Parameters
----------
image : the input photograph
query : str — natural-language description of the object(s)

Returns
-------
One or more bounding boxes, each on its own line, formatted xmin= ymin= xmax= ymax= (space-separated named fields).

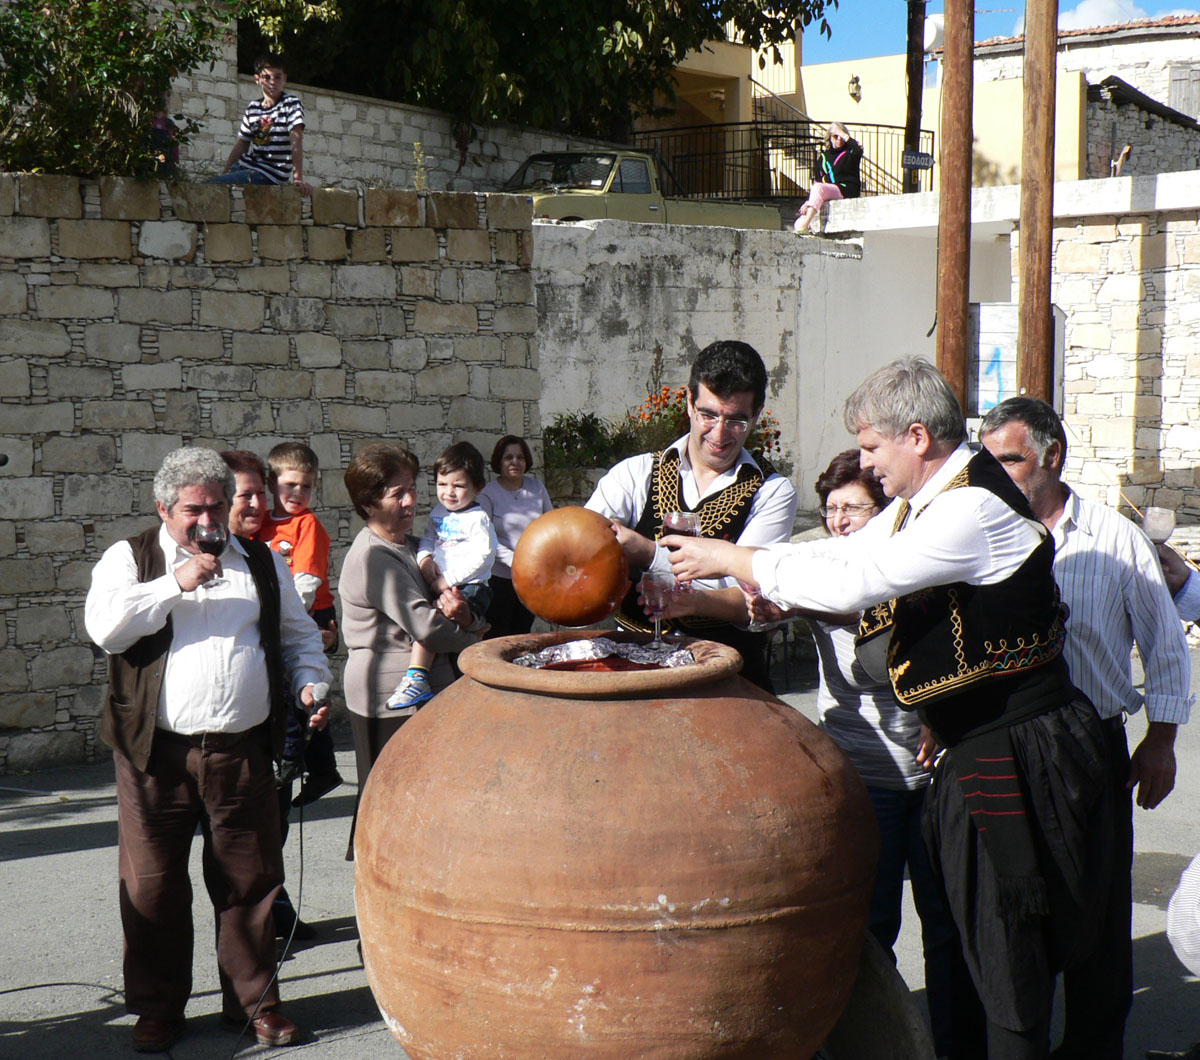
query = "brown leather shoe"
xmin=223 ymin=1009 xmax=301 ymax=1046
xmin=132 ymin=1015 xmax=186 ymax=1052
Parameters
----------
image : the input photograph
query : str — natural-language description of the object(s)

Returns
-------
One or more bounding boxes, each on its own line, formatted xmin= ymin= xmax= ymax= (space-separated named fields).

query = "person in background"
xmin=747 ymin=449 xmax=958 ymax=1057
xmin=339 ymin=444 xmax=483 ymax=858
xmin=258 ymin=442 xmax=343 ymax=809
xmin=793 ymin=121 xmax=862 ymax=234
xmin=210 ymin=52 xmax=312 ymax=196
xmin=479 ymin=434 xmax=554 ymax=638
xmin=85 ymin=447 xmax=330 ymax=1052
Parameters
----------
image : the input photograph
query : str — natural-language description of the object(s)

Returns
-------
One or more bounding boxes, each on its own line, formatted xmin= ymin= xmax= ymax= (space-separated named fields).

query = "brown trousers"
xmin=114 ymin=730 xmax=284 ymax=1020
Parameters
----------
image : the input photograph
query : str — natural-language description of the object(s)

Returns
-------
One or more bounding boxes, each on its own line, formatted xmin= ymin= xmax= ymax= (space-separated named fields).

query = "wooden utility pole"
xmin=1017 ymin=0 xmax=1059 ymax=401
xmin=904 ymin=0 xmax=927 ymax=194
xmin=935 ymin=0 xmax=973 ymax=408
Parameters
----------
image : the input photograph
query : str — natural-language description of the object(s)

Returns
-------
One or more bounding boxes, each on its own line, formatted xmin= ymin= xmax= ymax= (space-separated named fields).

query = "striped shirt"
xmin=1168 ymin=850 xmax=1200 ymax=977
xmin=810 ymin=619 xmax=928 ymax=790
xmin=1051 ymin=488 xmax=1191 ymax=724
xmin=236 ymin=92 xmax=305 ymax=182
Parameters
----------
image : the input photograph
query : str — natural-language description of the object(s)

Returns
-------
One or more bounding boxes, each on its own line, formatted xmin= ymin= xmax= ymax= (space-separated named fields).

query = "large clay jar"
xmin=355 ymin=631 xmax=878 ymax=1059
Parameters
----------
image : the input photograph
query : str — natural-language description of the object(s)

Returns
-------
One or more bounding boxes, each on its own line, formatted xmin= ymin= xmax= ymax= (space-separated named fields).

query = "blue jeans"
xmin=867 ymin=784 xmax=957 ymax=1058
xmin=208 ymin=164 xmax=278 ymax=186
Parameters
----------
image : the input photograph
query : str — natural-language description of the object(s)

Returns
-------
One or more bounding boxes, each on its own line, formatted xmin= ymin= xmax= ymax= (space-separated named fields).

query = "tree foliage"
xmin=0 ymin=0 xmax=232 ymax=178
xmin=240 ymin=0 xmax=836 ymax=141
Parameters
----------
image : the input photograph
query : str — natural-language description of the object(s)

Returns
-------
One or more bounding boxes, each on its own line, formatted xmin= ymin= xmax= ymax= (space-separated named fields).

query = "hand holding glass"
xmin=1143 ymin=506 xmax=1175 ymax=544
xmin=190 ymin=522 xmax=228 ymax=589
xmin=641 ymin=570 xmax=676 ymax=649
xmin=663 ymin=512 xmax=701 ymax=590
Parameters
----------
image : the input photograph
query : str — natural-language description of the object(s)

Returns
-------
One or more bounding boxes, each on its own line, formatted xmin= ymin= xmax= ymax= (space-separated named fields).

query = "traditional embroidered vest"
xmin=856 ymin=448 xmax=1067 ymax=709
xmin=615 ymin=447 xmax=767 ymax=635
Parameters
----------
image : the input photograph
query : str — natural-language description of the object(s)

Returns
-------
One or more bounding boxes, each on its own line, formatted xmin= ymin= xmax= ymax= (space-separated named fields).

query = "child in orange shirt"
xmin=259 ymin=441 xmax=341 ymax=804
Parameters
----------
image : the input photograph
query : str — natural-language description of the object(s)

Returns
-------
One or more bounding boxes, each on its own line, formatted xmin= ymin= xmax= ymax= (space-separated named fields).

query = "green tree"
xmin=240 ymin=0 xmax=835 ymax=141
xmin=0 ymin=0 xmax=232 ymax=178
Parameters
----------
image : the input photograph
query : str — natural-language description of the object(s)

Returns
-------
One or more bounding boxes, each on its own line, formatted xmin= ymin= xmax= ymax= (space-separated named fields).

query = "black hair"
xmin=434 ymin=441 xmax=486 ymax=491
xmin=688 ymin=340 xmax=768 ymax=415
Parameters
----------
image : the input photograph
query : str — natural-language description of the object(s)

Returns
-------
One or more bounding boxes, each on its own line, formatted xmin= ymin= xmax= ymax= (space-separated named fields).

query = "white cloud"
xmin=1013 ymin=0 xmax=1200 ymax=34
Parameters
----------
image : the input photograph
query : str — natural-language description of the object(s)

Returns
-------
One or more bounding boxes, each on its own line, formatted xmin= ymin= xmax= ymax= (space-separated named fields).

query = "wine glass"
xmin=663 ymin=511 xmax=700 ymax=591
xmin=1143 ymin=506 xmax=1176 ymax=544
xmin=191 ymin=521 xmax=229 ymax=590
xmin=641 ymin=570 xmax=676 ymax=649
xmin=737 ymin=579 xmax=770 ymax=633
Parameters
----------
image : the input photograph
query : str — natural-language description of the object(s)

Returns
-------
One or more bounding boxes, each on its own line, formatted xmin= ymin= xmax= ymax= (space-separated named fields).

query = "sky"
xmin=801 ymin=0 xmax=1200 ymax=63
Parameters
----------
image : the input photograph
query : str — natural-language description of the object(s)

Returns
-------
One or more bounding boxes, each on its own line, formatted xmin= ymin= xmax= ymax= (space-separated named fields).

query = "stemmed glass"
xmin=191 ymin=522 xmax=229 ymax=590
xmin=1143 ymin=506 xmax=1176 ymax=544
xmin=641 ymin=570 xmax=676 ymax=649
xmin=663 ymin=511 xmax=700 ymax=591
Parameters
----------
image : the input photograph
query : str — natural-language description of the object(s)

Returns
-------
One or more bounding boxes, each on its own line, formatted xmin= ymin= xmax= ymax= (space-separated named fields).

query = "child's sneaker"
xmin=386 ymin=672 xmax=433 ymax=714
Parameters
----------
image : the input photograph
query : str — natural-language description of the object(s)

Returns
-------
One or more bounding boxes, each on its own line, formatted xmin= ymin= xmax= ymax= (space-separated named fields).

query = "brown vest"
xmin=99 ymin=525 xmax=286 ymax=771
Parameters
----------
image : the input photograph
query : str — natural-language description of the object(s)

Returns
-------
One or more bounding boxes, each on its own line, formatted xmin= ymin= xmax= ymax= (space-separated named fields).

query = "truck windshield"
xmin=503 ymin=154 xmax=615 ymax=191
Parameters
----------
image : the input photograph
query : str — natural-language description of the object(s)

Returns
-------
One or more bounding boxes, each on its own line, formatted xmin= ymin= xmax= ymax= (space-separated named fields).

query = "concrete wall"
xmin=0 ymin=173 xmax=536 ymax=773
xmin=176 ymin=45 xmax=616 ymax=192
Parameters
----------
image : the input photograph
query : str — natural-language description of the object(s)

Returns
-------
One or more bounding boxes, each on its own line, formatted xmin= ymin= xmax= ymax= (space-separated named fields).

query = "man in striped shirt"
xmin=211 ymin=53 xmax=312 ymax=196
xmin=982 ymin=396 xmax=1192 ymax=1060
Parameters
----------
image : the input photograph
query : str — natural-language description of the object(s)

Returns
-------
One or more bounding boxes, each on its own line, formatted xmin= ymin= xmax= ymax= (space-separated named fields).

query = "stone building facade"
xmin=1085 ymin=77 xmax=1200 ymax=179
xmin=0 ymin=174 xmax=536 ymax=773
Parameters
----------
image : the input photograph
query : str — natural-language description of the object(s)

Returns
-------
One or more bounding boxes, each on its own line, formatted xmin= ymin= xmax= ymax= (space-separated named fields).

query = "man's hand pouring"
xmin=660 ymin=533 xmax=759 ymax=587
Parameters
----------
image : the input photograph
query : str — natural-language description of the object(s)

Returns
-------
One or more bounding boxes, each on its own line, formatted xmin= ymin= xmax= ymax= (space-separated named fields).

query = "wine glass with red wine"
xmin=191 ymin=522 xmax=228 ymax=590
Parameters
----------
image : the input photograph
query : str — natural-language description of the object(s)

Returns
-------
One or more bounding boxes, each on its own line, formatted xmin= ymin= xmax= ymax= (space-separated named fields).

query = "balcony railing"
xmin=632 ymin=116 xmax=935 ymax=201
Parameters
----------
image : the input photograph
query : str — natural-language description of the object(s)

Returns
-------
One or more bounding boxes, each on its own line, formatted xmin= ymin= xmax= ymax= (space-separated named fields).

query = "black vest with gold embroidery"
xmin=615 ymin=447 xmax=767 ymax=635
xmin=856 ymin=448 xmax=1067 ymax=711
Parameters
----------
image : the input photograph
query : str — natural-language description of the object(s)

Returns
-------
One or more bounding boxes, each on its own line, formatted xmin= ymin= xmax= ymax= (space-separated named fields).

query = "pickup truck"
xmin=502 ymin=150 xmax=782 ymax=231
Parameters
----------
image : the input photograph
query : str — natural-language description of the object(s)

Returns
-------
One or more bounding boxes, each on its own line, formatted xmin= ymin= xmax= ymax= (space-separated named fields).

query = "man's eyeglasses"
xmin=694 ymin=408 xmax=752 ymax=435
xmin=819 ymin=503 xmax=877 ymax=518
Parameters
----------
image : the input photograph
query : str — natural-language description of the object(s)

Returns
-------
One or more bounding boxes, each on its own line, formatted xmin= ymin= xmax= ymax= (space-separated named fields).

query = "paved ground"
xmin=3 ymin=642 xmax=1200 ymax=1059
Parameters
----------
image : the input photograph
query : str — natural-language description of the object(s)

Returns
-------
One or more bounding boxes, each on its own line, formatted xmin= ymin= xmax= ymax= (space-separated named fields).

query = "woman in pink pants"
xmin=794 ymin=122 xmax=863 ymax=234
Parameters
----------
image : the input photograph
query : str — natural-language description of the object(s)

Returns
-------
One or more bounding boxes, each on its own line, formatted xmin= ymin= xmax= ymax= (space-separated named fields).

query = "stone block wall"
xmin=1043 ymin=206 xmax=1200 ymax=516
xmin=177 ymin=44 xmax=617 ymax=191
xmin=1086 ymin=96 xmax=1200 ymax=178
xmin=0 ymin=173 xmax=536 ymax=773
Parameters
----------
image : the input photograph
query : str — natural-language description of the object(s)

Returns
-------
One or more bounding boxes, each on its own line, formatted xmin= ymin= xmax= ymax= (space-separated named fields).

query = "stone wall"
xmin=1085 ymin=91 xmax=1200 ymax=179
xmin=0 ymin=173 xmax=536 ymax=773
xmin=177 ymin=45 xmax=617 ymax=191
xmin=1046 ymin=203 xmax=1200 ymax=516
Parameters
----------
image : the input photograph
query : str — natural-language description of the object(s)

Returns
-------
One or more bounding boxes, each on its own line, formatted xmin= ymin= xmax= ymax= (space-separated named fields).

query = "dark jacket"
xmin=99 ymin=526 xmax=287 ymax=771
xmin=816 ymin=138 xmax=863 ymax=198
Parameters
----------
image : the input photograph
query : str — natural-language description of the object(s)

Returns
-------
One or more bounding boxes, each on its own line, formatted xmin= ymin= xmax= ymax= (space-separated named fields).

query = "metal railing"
xmin=632 ymin=93 xmax=935 ymax=201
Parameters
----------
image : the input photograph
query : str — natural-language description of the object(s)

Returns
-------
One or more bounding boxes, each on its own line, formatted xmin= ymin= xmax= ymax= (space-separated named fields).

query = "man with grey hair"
xmin=85 ymin=447 xmax=332 ymax=1053
xmin=665 ymin=357 xmax=1115 ymax=1060
xmin=980 ymin=395 xmax=1190 ymax=1060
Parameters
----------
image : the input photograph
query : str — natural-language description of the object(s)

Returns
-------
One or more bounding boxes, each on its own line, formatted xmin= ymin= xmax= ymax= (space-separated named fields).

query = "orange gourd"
xmin=511 ymin=506 xmax=629 ymax=626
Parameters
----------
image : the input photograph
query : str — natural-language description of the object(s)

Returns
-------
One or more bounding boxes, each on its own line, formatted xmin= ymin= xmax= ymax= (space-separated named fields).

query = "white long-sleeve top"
xmin=586 ymin=435 xmax=798 ymax=590
xmin=416 ymin=503 xmax=497 ymax=587
xmin=753 ymin=445 xmax=1046 ymax=613
xmin=85 ymin=523 xmax=330 ymax=735
xmin=1049 ymin=488 xmax=1191 ymax=724
xmin=479 ymin=476 xmax=554 ymax=578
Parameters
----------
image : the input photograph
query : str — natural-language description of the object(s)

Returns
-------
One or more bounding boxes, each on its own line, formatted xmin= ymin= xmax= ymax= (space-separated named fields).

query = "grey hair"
xmin=979 ymin=396 xmax=1067 ymax=466
xmin=842 ymin=356 xmax=966 ymax=443
xmin=153 ymin=447 xmax=235 ymax=511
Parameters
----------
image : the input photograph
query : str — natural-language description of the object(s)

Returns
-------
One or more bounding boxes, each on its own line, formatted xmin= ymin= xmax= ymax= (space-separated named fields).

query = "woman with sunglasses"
xmin=794 ymin=121 xmax=862 ymax=234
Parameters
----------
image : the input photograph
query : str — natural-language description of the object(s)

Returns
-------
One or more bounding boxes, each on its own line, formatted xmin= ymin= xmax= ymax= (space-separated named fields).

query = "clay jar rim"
xmin=457 ymin=629 xmax=744 ymax=699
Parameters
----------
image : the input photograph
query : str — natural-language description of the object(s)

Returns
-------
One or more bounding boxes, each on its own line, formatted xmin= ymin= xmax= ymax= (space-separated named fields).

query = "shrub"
xmin=0 ymin=0 xmax=231 ymax=179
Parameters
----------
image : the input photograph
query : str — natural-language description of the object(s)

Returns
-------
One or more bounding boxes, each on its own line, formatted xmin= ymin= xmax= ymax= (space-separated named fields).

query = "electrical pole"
xmin=935 ymin=0 xmax=973 ymax=408
xmin=904 ymin=0 xmax=927 ymax=194
xmin=1017 ymin=0 xmax=1059 ymax=401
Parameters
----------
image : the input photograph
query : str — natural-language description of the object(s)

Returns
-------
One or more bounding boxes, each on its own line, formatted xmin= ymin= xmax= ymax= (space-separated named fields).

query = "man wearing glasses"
xmin=585 ymin=340 xmax=797 ymax=689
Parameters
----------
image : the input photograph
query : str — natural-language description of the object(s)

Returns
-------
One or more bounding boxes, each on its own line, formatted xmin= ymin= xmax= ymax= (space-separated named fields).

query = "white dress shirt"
xmin=85 ymin=524 xmax=330 ymax=735
xmin=753 ymin=444 xmax=1047 ymax=613
xmin=1050 ymin=488 xmax=1191 ymax=724
xmin=586 ymin=435 xmax=799 ymax=590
